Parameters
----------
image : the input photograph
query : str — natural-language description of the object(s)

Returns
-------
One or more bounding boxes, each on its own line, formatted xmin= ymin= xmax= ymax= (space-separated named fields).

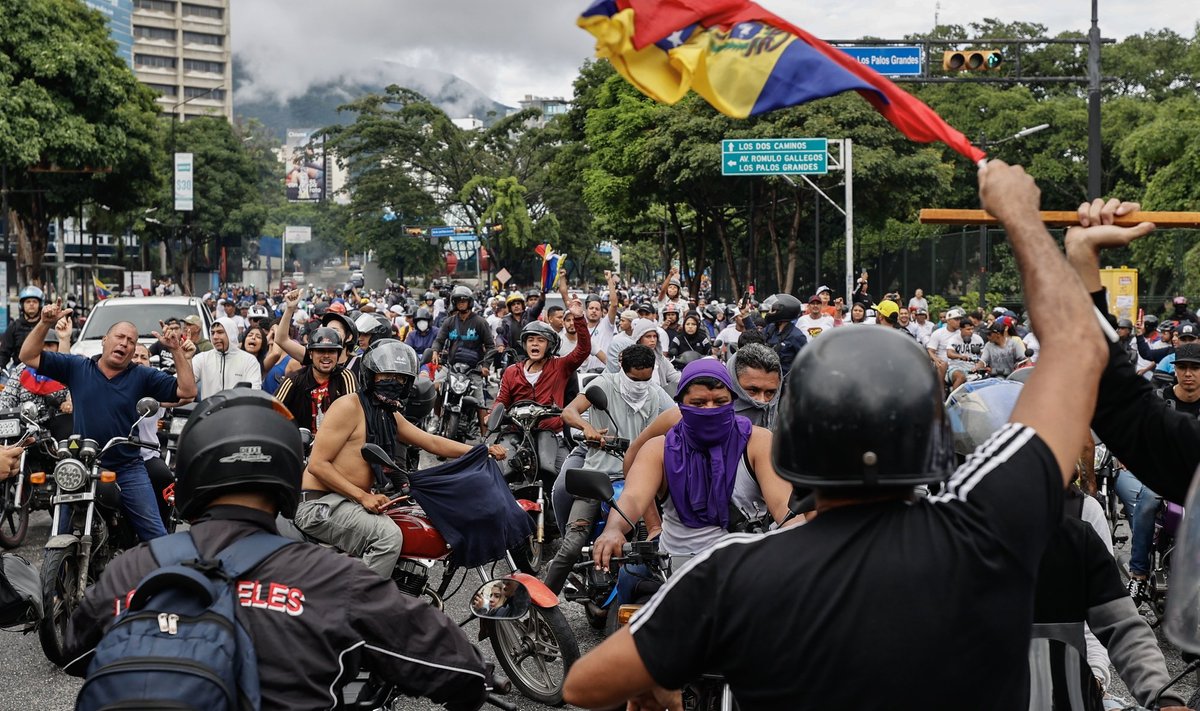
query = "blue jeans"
xmin=109 ymin=459 xmax=169 ymax=542
xmin=1115 ymin=469 xmax=1159 ymax=577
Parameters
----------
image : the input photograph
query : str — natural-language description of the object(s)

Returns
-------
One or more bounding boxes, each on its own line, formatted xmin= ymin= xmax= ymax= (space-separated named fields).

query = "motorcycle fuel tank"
xmin=387 ymin=505 xmax=451 ymax=559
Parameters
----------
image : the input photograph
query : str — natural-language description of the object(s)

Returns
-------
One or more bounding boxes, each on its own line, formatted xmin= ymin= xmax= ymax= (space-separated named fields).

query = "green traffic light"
xmin=987 ymin=52 xmax=1003 ymax=69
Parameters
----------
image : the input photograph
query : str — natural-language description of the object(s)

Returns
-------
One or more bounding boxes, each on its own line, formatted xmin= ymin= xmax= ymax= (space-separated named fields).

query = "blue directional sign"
xmin=429 ymin=226 xmax=455 ymax=238
xmin=721 ymin=138 xmax=828 ymax=176
xmin=838 ymin=46 xmax=922 ymax=77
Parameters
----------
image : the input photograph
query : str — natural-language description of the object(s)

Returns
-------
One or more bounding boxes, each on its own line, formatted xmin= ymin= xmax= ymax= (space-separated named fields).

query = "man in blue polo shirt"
xmin=20 ymin=300 xmax=197 ymax=541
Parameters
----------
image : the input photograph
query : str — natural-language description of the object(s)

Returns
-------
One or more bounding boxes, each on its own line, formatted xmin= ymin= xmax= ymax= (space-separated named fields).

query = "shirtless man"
xmin=293 ymin=339 xmax=505 ymax=579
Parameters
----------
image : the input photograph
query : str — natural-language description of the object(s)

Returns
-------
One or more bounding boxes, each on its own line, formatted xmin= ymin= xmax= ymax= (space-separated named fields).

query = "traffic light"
xmin=942 ymin=50 xmax=1003 ymax=72
xmin=405 ymin=227 xmax=425 ymax=237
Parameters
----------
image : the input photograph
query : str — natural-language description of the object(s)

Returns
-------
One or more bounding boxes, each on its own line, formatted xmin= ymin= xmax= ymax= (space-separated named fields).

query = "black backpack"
xmin=77 ymin=531 xmax=294 ymax=711
xmin=0 ymin=553 xmax=42 ymax=630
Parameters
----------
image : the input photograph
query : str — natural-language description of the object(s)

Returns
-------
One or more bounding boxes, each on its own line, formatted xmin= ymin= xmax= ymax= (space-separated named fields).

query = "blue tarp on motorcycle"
xmin=408 ymin=445 xmax=534 ymax=568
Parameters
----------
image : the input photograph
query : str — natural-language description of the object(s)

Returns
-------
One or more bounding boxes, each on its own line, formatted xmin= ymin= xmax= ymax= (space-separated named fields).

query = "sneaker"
xmin=1127 ymin=577 xmax=1148 ymax=603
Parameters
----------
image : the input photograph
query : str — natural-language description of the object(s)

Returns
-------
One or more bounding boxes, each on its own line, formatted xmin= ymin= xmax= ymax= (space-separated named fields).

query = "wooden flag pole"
xmin=919 ymin=209 xmax=1200 ymax=229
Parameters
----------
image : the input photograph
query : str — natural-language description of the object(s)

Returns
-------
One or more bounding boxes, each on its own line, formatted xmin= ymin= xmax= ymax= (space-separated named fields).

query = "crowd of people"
xmin=3 ymin=161 xmax=1200 ymax=710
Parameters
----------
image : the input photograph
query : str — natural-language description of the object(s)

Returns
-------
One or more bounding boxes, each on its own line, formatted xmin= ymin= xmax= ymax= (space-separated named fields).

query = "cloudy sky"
xmin=231 ymin=1 xmax=1199 ymax=107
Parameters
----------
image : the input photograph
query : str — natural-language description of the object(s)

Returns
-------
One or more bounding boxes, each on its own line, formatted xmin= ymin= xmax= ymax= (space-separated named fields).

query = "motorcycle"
xmin=565 ymin=467 xmax=735 ymax=711
xmin=1141 ymin=499 xmax=1184 ymax=627
xmin=38 ymin=397 xmax=163 ymax=665
xmin=435 ymin=348 xmax=497 ymax=443
xmin=160 ymin=401 xmax=195 ymax=471
xmin=282 ymin=443 xmax=580 ymax=705
xmin=401 ymin=376 xmax=436 ymax=471
xmin=487 ymin=401 xmax=567 ymax=572
xmin=1092 ymin=440 xmax=1126 ymax=543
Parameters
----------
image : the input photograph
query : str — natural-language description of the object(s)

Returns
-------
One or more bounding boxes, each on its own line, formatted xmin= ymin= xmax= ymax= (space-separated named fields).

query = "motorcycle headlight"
xmin=451 ymin=377 xmax=470 ymax=395
xmin=1093 ymin=443 xmax=1109 ymax=470
xmin=0 ymin=417 xmax=20 ymax=439
xmin=54 ymin=459 xmax=89 ymax=493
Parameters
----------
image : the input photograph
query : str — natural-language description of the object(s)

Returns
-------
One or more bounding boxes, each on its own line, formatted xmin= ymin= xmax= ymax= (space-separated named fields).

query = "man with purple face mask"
xmin=591 ymin=360 xmax=795 ymax=571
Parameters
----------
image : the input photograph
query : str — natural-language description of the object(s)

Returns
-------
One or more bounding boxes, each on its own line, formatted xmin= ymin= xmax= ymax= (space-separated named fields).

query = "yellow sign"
xmin=1099 ymin=267 xmax=1138 ymax=323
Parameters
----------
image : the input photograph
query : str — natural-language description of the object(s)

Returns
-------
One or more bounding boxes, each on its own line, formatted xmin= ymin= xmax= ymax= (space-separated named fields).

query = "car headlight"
xmin=451 ymin=377 xmax=470 ymax=395
xmin=54 ymin=459 xmax=89 ymax=493
xmin=0 ymin=417 xmax=21 ymax=439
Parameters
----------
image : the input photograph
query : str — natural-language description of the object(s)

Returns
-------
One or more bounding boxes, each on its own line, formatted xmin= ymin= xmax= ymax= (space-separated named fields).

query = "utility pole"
xmin=1087 ymin=0 xmax=1103 ymax=200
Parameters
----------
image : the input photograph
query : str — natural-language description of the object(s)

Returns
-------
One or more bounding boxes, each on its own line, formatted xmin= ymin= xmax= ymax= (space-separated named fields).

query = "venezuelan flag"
xmin=578 ymin=0 xmax=985 ymax=163
xmin=93 ymin=275 xmax=112 ymax=300
xmin=535 ymin=244 xmax=566 ymax=292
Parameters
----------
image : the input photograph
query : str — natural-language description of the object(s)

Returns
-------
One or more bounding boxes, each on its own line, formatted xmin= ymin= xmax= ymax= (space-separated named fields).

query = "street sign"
xmin=174 ymin=152 xmax=193 ymax=211
xmin=838 ymin=46 xmax=922 ymax=76
xmin=451 ymin=233 xmax=478 ymax=242
xmin=284 ymin=225 xmax=312 ymax=244
xmin=430 ymin=226 xmax=455 ymax=238
xmin=495 ymin=268 xmax=512 ymax=285
xmin=721 ymin=138 xmax=827 ymax=176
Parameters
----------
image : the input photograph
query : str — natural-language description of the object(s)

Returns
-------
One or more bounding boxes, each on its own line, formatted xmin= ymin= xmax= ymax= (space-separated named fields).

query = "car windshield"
xmin=80 ymin=304 xmax=201 ymax=340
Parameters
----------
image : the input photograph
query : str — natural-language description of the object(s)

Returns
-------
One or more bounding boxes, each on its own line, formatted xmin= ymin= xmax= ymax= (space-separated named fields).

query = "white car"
xmin=72 ymin=296 xmax=213 ymax=359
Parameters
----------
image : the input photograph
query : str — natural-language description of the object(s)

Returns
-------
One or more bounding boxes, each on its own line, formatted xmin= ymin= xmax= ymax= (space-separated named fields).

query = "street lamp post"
xmin=976 ymin=124 xmax=1051 ymax=308
xmin=1088 ymin=0 xmax=1103 ymax=200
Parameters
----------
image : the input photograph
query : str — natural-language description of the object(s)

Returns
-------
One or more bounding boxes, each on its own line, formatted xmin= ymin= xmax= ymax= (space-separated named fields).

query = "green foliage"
xmin=925 ymin=294 xmax=950 ymax=319
xmin=0 ymin=0 xmax=162 ymax=283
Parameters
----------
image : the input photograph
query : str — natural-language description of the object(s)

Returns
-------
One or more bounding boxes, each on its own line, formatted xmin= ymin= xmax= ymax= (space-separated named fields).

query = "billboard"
xmin=84 ymin=0 xmax=133 ymax=67
xmin=284 ymin=129 xmax=326 ymax=202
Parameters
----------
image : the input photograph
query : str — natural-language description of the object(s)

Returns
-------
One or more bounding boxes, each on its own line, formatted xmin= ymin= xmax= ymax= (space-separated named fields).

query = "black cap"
xmin=1175 ymin=342 xmax=1200 ymax=365
xmin=1181 ymin=323 xmax=1199 ymax=340
xmin=637 ymin=303 xmax=654 ymax=314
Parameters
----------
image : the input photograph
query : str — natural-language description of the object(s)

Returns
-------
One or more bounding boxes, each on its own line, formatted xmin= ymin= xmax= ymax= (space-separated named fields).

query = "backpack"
xmin=77 ymin=531 xmax=294 ymax=711
xmin=0 ymin=553 xmax=42 ymax=630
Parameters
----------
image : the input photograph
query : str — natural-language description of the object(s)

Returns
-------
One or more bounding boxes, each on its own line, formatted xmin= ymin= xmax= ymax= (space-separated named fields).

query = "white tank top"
xmin=658 ymin=455 xmax=767 ymax=555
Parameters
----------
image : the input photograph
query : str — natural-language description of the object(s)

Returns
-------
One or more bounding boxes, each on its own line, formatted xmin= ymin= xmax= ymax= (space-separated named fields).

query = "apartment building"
xmin=128 ymin=0 xmax=232 ymax=121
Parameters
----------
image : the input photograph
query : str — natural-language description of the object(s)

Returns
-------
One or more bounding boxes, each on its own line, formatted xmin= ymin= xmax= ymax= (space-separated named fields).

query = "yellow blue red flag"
xmin=578 ymin=0 xmax=986 ymax=163
xmin=93 ymin=275 xmax=112 ymax=300
xmin=535 ymin=244 xmax=566 ymax=292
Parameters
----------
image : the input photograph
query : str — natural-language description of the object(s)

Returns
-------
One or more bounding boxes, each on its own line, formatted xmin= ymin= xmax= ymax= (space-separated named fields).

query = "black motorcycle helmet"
xmin=520 ymin=320 xmax=561 ymax=358
xmin=761 ymin=294 xmax=803 ymax=324
xmin=356 ymin=312 xmax=393 ymax=346
xmin=175 ymin=389 xmax=304 ymax=519
xmin=773 ymin=328 xmax=955 ymax=489
xmin=304 ymin=326 xmax=344 ymax=365
xmin=360 ymin=339 xmax=420 ymax=400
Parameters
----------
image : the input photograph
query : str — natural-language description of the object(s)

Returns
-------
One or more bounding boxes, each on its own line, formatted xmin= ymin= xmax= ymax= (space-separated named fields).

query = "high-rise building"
xmin=83 ymin=0 xmax=134 ymax=67
xmin=517 ymin=95 xmax=570 ymax=128
xmin=128 ymin=0 xmax=232 ymax=121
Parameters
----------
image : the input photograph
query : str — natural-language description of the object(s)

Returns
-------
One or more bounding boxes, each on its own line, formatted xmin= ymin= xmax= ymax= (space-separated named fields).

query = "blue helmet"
xmin=17 ymin=286 xmax=44 ymax=304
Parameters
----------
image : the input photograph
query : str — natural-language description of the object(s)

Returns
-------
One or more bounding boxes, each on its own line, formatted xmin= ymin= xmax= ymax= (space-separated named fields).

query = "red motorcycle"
xmin=286 ymin=444 xmax=579 ymax=706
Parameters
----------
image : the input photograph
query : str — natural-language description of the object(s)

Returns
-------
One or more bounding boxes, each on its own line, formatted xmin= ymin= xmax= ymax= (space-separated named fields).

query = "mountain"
xmin=232 ymin=58 xmax=515 ymax=140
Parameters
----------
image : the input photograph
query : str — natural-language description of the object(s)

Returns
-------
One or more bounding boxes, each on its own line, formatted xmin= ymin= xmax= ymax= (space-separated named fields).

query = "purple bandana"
xmin=664 ymin=359 xmax=752 ymax=529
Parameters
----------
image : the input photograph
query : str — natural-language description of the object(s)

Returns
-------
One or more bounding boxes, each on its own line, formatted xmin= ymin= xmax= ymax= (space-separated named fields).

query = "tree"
xmin=0 ymin=0 xmax=163 ymax=285
xmin=152 ymin=118 xmax=268 ymax=290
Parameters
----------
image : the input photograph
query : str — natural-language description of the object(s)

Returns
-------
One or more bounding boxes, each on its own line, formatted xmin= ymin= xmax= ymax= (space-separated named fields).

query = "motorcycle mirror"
xmin=298 ymin=428 xmax=313 ymax=447
xmin=360 ymin=443 xmax=400 ymax=471
xmin=565 ymin=467 xmax=615 ymax=502
xmin=135 ymin=397 xmax=160 ymax=417
xmin=421 ymin=348 xmax=434 ymax=365
xmin=468 ymin=578 xmax=532 ymax=621
xmin=1166 ymin=473 xmax=1200 ymax=654
xmin=487 ymin=404 xmax=506 ymax=432
xmin=584 ymin=385 xmax=609 ymax=412
xmin=19 ymin=401 xmax=39 ymax=422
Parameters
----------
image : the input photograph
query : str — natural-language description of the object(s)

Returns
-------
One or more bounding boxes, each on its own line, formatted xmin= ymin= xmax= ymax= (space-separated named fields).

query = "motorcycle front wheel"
xmin=39 ymin=541 xmax=81 ymax=666
xmin=441 ymin=412 xmax=459 ymax=442
xmin=485 ymin=605 xmax=580 ymax=706
xmin=0 ymin=475 xmax=31 ymax=548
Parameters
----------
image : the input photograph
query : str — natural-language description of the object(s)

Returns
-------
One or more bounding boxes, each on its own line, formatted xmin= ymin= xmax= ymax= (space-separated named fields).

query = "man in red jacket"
xmin=495 ymin=296 xmax=590 ymax=435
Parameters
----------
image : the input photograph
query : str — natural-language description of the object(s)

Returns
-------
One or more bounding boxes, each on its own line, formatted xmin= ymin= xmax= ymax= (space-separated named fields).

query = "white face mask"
xmin=416 ymin=320 xmax=430 ymax=333
xmin=619 ymin=370 xmax=652 ymax=410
